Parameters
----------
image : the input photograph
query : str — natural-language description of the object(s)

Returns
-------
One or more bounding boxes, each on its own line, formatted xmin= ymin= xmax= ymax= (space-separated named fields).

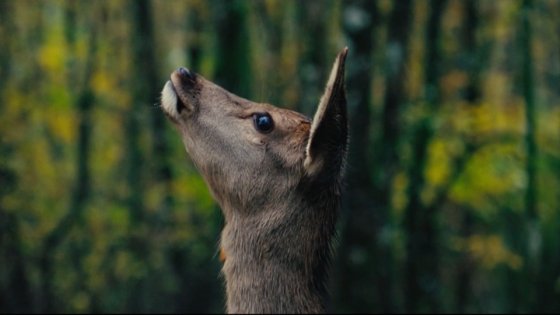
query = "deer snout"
xmin=160 ymin=67 xmax=198 ymax=120
xmin=172 ymin=67 xmax=197 ymax=90
xmin=162 ymin=67 xmax=199 ymax=117
xmin=178 ymin=67 xmax=195 ymax=81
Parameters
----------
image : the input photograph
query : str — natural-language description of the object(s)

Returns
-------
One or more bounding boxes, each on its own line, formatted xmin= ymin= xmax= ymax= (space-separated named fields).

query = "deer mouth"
xmin=171 ymin=67 xmax=197 ymax=109
xmin=161 ymin=67 xmax=197 ymax=119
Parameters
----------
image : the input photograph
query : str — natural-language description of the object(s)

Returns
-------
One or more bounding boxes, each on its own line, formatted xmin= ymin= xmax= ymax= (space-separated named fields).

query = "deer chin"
xmin=161 ymin=80 xmax=181 ymax=120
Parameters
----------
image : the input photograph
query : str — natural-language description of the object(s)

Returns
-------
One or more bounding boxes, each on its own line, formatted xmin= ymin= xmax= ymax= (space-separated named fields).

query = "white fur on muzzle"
xmin=161 ymin=80 xmax=179 ymax=119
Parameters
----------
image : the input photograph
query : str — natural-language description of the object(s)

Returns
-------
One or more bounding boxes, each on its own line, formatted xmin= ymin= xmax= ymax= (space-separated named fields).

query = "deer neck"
xmin=219 ymin=189 xmax=339 ymax=314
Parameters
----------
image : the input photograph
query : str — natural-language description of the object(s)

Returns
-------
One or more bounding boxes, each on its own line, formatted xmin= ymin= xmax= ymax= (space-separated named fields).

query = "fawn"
xmin=160 ymin=48 xmax=348 ymax=314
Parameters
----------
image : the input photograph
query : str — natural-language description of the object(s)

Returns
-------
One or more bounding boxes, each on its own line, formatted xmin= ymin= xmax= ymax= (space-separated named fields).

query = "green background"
xmin=1 ymin=0 xmax=559 ymax=313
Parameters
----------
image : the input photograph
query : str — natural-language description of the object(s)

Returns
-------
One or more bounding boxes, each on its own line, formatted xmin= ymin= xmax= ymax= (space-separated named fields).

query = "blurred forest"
xmin=1 ymin=0 xmax=560 ymax=313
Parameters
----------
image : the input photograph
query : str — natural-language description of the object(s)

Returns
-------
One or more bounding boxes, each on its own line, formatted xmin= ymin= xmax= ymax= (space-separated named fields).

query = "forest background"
xmin=1 ymin=0 xmax=559 ymax=313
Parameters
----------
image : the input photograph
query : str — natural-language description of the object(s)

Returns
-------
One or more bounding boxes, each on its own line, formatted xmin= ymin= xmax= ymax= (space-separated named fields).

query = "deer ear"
xmin=304 ymin=47 xmax=349 ymax=178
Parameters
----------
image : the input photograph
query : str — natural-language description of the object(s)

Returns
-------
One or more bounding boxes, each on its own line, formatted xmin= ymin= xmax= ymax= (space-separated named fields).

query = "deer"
xmin=159 ymin=47 xmax=349 ymax=314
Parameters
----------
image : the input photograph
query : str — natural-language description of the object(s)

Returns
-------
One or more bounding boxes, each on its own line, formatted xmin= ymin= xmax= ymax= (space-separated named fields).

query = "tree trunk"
xmin=403 ymin=0 xmax=447 ymax=313
xmin=127 ymin=0 xmax=163 ymax=311
xmin=295 ymin=1 xmax=333 ymax=116
xmin=39 ymin=1 xmax=97 ymax=311
xmin=127 ymin=0 xmax=153 ymax=226
xmin=521 ymin=0 xmax=537 ymax=227
xmin=373 ymin=1 xmax=414 ymax=310
xmin=333 ymin=1 xmax=379 ymax=312
xmin=0 ymin=6 xmax=32 ymax=309
xmin=504 ymin=2 xmax=539 ymax=312
xmin=455 ymin=1 xmax=479 ymax=312
xmin=521 ymin=0 xmax=539 ymax=311
xmin=254 ymin=1 xmax=282 ymax=106
xmin=212 ymin=0 xmax=253 ymax=99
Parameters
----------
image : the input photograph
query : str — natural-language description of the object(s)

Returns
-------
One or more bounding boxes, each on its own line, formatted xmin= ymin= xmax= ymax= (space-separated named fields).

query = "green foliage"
xmin=0 ymin=0 xmax=559 ymax=313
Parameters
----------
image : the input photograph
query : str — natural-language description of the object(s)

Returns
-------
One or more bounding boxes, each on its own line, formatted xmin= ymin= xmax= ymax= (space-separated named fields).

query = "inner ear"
xmin=304 ymin=47 xmax=349 ymax=177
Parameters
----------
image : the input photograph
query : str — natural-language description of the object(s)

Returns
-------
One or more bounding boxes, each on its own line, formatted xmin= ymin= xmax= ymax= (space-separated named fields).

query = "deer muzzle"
xmin=161 ymin=67 xmax=198 ymax=120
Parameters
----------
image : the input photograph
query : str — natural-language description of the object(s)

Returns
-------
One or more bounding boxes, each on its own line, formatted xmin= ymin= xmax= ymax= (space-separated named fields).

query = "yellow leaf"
xmin=455 ymin=234 xmax=523 ymax=270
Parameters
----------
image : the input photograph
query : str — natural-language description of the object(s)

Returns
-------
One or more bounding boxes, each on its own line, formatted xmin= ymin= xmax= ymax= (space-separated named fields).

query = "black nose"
xmin=178 ymin=67 xmax=195 ymax=80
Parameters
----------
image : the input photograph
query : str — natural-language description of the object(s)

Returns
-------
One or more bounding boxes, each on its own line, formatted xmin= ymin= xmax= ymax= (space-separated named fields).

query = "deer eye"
xmin=253 ymin=113 xmax=274 ymax=133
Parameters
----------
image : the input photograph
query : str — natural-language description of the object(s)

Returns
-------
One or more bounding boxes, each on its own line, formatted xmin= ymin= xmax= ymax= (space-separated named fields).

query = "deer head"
xmin=160 ymin=48 xmax=348 ymax=314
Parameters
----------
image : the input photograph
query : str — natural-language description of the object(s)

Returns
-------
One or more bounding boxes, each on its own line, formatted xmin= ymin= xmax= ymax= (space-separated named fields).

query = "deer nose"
xmin=178 ymin=67 xmax=195 ymax=81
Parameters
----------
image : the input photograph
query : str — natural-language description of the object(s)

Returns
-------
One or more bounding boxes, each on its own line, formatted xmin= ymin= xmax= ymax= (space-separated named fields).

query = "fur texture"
xmin=160 ymin=48 xmax=349 ymax=314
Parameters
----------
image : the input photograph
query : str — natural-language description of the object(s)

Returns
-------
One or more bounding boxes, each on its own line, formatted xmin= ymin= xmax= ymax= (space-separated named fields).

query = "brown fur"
xmin=160 ymin=48 xmax=349 ymax=314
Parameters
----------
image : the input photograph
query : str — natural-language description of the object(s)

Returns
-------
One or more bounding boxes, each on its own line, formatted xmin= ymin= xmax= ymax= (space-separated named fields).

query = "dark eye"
xmin=253 ymin=113 xmax=274 ymax=133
